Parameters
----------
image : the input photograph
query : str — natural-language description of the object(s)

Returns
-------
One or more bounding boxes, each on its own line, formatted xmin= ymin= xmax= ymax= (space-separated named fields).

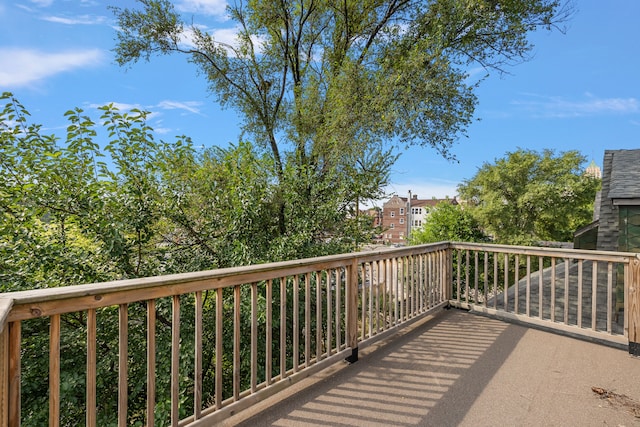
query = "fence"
xmin=1 ymin=242 xmax=638 ymax=426
xmin=0 ymin=243 xmax=450 ymax=426
xmin=449 ymin=242 xmax=640 ymax=347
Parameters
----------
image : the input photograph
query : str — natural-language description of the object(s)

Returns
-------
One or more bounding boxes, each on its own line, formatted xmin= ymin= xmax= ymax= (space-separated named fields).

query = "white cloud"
xmin=41 ymin=14 xmax=107 ymax=25
xmin=157 ymin=100 xmax=204 ymax=115
xmin=179 ymin=25 xmax=240 ymax=51
xmin=176 ymin=0 xmax=227 ymax=17
xmin=88 ymin=102 xmax=143 ymax=112
xmin=512 ymin=93 xmax=640 ymax=118
xmin=0 ymin=48 xmax=104 ymax=88
xmin=29 ymin=0 xmax=54 ymax=7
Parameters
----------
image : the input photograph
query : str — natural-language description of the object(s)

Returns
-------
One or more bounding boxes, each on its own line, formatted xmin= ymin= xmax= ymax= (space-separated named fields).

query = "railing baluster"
xmin=578 ymin=260 xmax=583 ymax=328
xmin=280 ymin=277 xmax=287 ymax=377
xmin=87 ymin=309 xmax=97 ymax=427
xmin=426 ymin=253 xmax=430 ymax=309
xmin=539 ymin=257 xmax=544 ymax=319
xmin=171 ymin=296 xmax=180 ymax=426
xmin=493 ymin=254 xmax=498 ymax=310
xmin=624 ymin=263 xmax=630 ymax=337
xmin=266 ymin=280 xmax=273 ymax=383
xmin=314 ymin=273 xmax=321 ymax=362
xmin=474 ymin=251 xmax=479 ymax=304
xmin=293 ymin=275 xmax=299 ymax=373
xmin=410 ymin=255 xmax=416 ymax=316
xmin=456 ymin=250 xmax=461 ymax=304
xmin=564 ymin=259 xmax=570 ymax=325
xmin=465 ymin=250 xmax=470 ymax=305
xmin=401 ymin=257 xmax=406 ymax=321
xmin=391 ymin=257 xmax=395 ymax=320
xmin=526 ymin=255 xmax=531 ymax=317
xmin=504 ymin=254 xmax=509 ymax=311
xmin=146 ymin=300 xmax=156 ymax=425
xmin=551 ymin=258 xmax=556 ymax=322
xmin=592 ymin=262 xmax=598 ymax=330
xmin=195 ymin=292 xmax=203 ymax=418
xmin=305 ymin=272 xmax=311 ymax=368
xmin=346 ymin=258 xmax=359 ymax=361
xmin=215 ymin=288 xmax=223 ymax=408
xmin=233 ymin=286 xmax=241 ymax=401
xmin=368 ymin=263 xmax=373 ymax=337
xmin=484 ymin=252 xmax=488 ymax=308
xmin=375 ymin=263 xmax=380 ymax=332
xmin=119 ymin=304 xmax=128 ymax=427
xmin=381 ymin=260 xmax=387 ymax=328
xmin=393 ymin=257 xmax=399 ymax=325
xmin=335 ymin=269 xmax=342 ymax=349
xmin=250 ymin=283 xmax=258 ymax=392
xmin=326 ymin=270 xmax=332 ymax=356
xmin=514 ymin=254 xmax=519 ymax=315
xmin=607 ymin=262 xmax=613 ymax=333
xmin=49 ymin=314 xmax=60 ymax=427
xmin=360 ymin=264 xmax=366 ymax=341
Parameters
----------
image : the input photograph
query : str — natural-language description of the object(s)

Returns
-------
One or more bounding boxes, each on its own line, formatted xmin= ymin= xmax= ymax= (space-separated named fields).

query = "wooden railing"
xmin=0 ymin=243 xmax=450 ymax=426
xmin=1 ymin=242 xmax=638 ymax=426
xmin=449 ymin=243 xmax=640 ymax=348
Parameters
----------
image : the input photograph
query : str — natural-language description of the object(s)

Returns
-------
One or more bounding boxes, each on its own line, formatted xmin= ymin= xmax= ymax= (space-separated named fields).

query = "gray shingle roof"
xmin=607 ymin=149 xmax=640 ymax=199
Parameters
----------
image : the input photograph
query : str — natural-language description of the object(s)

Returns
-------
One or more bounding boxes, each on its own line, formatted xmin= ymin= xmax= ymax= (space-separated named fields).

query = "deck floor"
xmin=226 ymin=310 xmax=640 ymax=427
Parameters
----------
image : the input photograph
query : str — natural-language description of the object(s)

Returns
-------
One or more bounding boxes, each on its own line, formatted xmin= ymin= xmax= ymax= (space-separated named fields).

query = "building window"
xmin=390 ymin=211 xmax=395 ymax=217
xmin=413 ymin=220 xmax=422 ymax=227
xmin=399 ymin=208 xmax=405 ymax=215
xmin=412 ymin=207 xmax=422 ymax=215
xmin=399 ymin=218 xmax=404 ymax=224
xmin=390 ymin=223 xmax=395 ymax=229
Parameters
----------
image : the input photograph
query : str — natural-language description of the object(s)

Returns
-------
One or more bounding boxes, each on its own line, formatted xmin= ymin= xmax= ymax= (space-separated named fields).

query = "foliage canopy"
xmin=409 ymin=201 xmax=487 ymax=244
xmin=457 ymin=148 xmax=600 ymax=245
xmin=112 ymin=0 xmax=573 ymax=247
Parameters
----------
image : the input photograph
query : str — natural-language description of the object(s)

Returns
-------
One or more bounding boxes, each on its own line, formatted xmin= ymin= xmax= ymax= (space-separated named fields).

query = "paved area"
xmin=225 ymin=309 xmax=640 ymax=427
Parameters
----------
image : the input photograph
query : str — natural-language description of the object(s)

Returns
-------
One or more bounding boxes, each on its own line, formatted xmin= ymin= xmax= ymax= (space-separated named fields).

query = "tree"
xmin=457 ymin=148 xmax=600 ymax=245
xmin=111 ymin=0 xmax=573 ymax=258
xmin=409 ymin=201 xmax=486 ymax=244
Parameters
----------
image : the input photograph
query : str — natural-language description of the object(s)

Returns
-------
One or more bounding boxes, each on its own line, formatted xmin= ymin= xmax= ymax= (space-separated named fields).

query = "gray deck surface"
xmin=224 ymin=309 xmax=640 ymax=427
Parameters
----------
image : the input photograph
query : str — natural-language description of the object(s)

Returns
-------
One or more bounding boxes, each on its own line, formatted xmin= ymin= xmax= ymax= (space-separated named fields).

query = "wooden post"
xmin=628 ymin=257 xmax=640 ymax=356
xmin=0 ymin=326 xmax=8 ymax=427
xmin=8 ymin=322 xmax=20 ymax=427
xmin=0 ymin=298 xmax=14 ymax=427
xmin=345 ymin=258 xmax=359 ymax=364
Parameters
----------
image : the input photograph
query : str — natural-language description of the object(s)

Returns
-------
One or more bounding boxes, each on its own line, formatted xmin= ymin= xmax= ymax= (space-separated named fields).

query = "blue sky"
xmin=1 ymin=1 xmax=639 ymax=205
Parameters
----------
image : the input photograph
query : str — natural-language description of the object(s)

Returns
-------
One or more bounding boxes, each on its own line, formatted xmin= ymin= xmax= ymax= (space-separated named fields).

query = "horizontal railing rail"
xmin=449 ymin=242 xmax=640 ymax=347
xmin=0 ymin=243 xmax=450 ymax=426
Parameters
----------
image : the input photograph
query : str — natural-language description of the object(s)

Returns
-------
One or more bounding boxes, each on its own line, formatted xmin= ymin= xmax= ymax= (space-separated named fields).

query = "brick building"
xmin=380 ymin=193 xmax=457 ymax=245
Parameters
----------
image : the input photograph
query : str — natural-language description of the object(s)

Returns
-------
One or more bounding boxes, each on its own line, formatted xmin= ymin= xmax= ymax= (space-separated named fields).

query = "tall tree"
xmin=112 ymin=0 xmax=573 ymax=257
xmin=457 ymin=148 xmax=600 ymax=245
xmin=409 ymin=201 xmax=487 ymax=244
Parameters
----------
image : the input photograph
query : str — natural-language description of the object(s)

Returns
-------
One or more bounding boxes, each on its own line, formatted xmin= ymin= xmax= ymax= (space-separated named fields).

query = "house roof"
xmin=608 ymin=149 xmax=640 ymax=199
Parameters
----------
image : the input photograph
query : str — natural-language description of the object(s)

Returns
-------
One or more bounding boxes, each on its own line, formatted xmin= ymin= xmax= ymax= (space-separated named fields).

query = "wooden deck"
xmin=229 ymin=309 xmax=640 ymax=427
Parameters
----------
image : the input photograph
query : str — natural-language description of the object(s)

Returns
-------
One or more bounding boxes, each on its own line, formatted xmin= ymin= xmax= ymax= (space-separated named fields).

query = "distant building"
xmin=585 ymin=160 xmax=602 ymax=179
xmin=380 ymin=193 xmax=457 ymax=244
